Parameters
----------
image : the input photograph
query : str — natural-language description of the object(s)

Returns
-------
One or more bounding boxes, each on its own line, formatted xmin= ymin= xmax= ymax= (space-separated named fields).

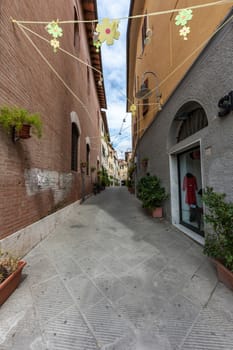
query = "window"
xmin=71 ymin=123 xmax=79 ymax=171
xmin=74 ymin=7 xmax=79 ymax=47
xmin=141 ymin=13 xmax=147 ymax=52
xmin=102 ymin=145 xmax=106 ymax=157
xmin=142 ymin=78 xmax=149 ymax=116
xmin=86 ymin=144 xmax=90 ymax=175
xmin=177 ymin=108 xmax=208 ymax=142
xmin=87 ymin=64 xmax=90 ymax=95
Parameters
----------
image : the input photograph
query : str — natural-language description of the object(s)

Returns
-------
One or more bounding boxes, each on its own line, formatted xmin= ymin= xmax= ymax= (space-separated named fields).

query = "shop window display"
xmin=178 ymin=147 xmax=204 ymax=236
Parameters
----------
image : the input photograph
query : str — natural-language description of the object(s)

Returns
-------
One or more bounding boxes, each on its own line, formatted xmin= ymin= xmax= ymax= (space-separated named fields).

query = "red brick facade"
xmin=0 ymin=0 xmax=104 ymax=238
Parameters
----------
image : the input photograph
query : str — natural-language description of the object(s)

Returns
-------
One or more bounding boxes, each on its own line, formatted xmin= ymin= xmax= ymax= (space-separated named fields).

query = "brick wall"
xmin=0 ymin=0 xmax=102 ymax=238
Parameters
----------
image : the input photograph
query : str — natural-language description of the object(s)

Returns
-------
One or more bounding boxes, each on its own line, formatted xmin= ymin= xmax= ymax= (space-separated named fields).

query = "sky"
xmin=97 ymin=0 xmax=131 ymax=159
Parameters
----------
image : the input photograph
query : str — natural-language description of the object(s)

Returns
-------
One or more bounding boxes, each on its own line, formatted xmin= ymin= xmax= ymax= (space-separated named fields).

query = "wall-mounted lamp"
xmin=218 ymin=91 xmax=233 ymax=117
xmin=135 ymin=71 xmax=162 ymax=110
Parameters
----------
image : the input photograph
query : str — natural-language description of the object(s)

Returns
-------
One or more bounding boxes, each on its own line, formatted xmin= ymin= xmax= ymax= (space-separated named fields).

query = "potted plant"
xmin=127 ymin=164 xmax=136 ymax=193
xmin=0 ymin=106 xmax=42 ymax=139
xmin=0 ymin=250 xmax=26 ymax=305
xmin=80 ymin=161 xmax=87 ymax=173
xmin=137 ymin=174 xmax=168 ymax=217
xmin=141 ymin=157 xmax=149 ymax=168
xmin=202 ymin=187 xmax=233 ymax=291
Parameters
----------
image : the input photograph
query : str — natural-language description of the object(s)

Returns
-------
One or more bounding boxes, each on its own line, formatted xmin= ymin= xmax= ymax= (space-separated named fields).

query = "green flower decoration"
xmin=179 ymin=26 xmax=190 ymax=40
xmin=46 ymin=21 xmax=63 ymax=38
xmin=175 ymin=9 xmax=193 ymax=26
xmin=96 ymin=18 xmax=120 ymax=46
xmin=93 ymin=39 xmax=102 ymax=52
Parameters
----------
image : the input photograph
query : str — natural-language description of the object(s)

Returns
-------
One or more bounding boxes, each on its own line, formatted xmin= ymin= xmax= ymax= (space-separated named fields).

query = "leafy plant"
xmin=0 ymin=106 xmax=42 ymax=138
xmin=141 ymin=157 xmax=149 ymax=167
xmin=202 ymin=187 xmax=233 ymax=271
xmin=98 ymin=167 xmax=110 ymax=187
xmin=0 ymin=250 xmax=19 ymax=284
xmin=127 ymin=164 xmax=136 ymax=188
xmin=137 ymin=174 xmax=168 ymax=209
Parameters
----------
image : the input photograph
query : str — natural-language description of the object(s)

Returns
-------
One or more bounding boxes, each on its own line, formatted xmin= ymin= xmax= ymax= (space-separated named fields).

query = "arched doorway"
xmin=169 ymin=101 xmax=208 ymax=239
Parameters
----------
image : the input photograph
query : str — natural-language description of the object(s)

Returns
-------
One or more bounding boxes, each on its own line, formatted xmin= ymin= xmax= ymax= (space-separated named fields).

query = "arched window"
xmin=87 ymin=65 xmax=90 ymax=95
xmin=74 ymin=7 xmax=79 ymax=48
xmin=175 ymin=102 xmax=208 ymax=143
xmin=71 ymin=123 xmax=79 ymax=171
xmin=86 ymin=143 xmax=90 ymax=175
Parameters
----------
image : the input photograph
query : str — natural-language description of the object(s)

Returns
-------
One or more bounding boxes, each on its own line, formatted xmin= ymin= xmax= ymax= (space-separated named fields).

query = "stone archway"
xmin=168 ymin=101 xmax=208 ymax=243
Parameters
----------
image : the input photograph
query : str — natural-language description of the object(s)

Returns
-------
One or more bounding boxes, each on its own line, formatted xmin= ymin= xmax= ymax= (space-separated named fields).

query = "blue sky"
xmin=97 ymin=0 xmax=131 ymax=159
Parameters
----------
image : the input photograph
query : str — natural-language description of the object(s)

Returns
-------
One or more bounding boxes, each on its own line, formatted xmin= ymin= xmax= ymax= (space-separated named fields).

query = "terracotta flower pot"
xmin=18 ymin=124 xmax=31 ymax=139
xmin=214 ymin=260 xmax=233 ymax=291
xmin=141 ymin=160 xmax=148 ymax=168
xmin=0 ymin=260 xmax=26 ymax=306
xmin=151 ymin=207 xmax=163 ymax=218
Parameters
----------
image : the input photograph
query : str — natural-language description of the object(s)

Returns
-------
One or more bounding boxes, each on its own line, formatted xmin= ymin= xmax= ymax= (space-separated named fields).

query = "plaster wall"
xmin=128 ymin=0 xmax=232 ymax=149
xmin=137 ymin=18 xmax=233 ymax=226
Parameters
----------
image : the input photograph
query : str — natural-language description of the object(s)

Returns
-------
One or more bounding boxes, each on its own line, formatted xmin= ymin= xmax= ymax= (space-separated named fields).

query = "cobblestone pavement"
xmin=1 ymin=187 xmax=233 ymax=349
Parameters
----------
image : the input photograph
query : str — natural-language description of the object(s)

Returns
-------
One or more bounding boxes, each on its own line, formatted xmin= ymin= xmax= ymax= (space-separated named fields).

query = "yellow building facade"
xmin=127 ymin=0 xmax=232 ymax=151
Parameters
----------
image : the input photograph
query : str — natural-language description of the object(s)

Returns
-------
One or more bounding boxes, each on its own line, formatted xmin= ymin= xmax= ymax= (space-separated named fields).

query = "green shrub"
xmin=0 ymin=106 xmax=42 ymax=138
xmin=202 ymin=187 xmax=233 ymax=271
xmin=137 ymin=174 xmax=168 ymax=209
xmin=0 ymin=250 xmax=19 ymax=284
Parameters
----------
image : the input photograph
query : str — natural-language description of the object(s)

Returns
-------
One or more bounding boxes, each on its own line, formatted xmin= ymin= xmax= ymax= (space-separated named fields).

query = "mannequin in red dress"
xmin=182 ymin=173 xmax=197 ymax=205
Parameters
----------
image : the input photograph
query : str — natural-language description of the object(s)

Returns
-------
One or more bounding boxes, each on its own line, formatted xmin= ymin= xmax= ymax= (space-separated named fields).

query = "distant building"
xmin=100 ymin=110 xmax=110 ymax=174
xmin=118 ymin=159 xmax=128 ymax=185
xmin=108 ymin=144 xmax=120 ymax=186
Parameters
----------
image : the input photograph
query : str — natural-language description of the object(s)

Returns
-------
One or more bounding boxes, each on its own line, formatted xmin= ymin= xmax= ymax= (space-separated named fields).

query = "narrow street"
xmin=1 ymin=187 xmax=233 ymax=350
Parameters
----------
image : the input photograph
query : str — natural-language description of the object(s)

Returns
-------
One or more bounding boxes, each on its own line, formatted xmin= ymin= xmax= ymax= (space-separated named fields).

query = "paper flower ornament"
xmin=130 ymin=104 xmax=137 ymax=116
xmin=46 ymin=20 xmax=63 ymax=52
xmin=50 ymin=38 xmax=60 ymax=52
xmin=175 ymin=9 xmax=193 ymax=26
xmin=93 ymin=31 xmax=101 ymax=52
xmin=96 ymin=18 xmax=120 ymax=46
xmin=98 ymin=76 xmax=103 ymax=86
xmin=175 ymin=9 xmax=193 ymax=40
xmin=46 ymin=21 xmax=63 ymax=38
xmin=179 ymin=26 xmax=190 ymax=40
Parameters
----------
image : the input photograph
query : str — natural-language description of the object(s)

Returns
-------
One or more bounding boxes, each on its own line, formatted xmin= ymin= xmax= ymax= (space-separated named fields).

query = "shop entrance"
xmin=178 ymin=146 xmax=204 ymax=236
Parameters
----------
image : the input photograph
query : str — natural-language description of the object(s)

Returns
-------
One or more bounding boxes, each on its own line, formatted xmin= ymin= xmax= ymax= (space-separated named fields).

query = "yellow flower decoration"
xmin=93 ymin=31 xmax=102 ymax=52
xmin=130 ymin=104 xmax=137 ymax=116
xmin=96 ymin=18 xmax=120 ymax=46
xmin=50 ymin=38 xmax=60 ymax=52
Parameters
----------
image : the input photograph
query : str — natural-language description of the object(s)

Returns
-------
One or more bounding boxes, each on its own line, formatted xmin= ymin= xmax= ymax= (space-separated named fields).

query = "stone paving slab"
xmin=0 ymin=187 xmax=233 ymax=349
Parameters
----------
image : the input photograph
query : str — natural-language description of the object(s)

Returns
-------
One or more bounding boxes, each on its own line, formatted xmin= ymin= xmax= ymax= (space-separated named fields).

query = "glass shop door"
xmin=178 ymin=147 xmax=204 ymax=236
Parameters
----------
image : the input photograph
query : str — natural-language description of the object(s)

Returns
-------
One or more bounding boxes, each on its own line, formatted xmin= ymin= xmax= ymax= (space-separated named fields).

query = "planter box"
xmin=18 ymin=124 xmax=31 ymax=139
xmin=214 ymin=260 xmax=233 ymax=291
xmin=128 ymin=187 xmax=135 ymax=194
xmin=0 ymin=260 xmax=26 ymax=306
